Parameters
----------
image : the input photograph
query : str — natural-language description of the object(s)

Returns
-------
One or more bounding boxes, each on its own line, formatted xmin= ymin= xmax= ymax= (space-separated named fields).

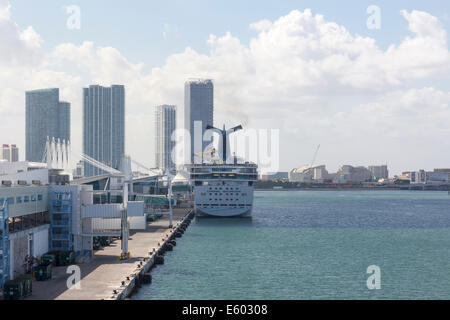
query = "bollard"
xmin=155 ymin=255 xmax=164 ymax=265
xmin=142 ymin=273 xmax=152 ymax=284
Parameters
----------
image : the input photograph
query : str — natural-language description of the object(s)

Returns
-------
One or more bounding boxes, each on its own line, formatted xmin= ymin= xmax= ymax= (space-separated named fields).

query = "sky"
xmin=1 ymin=0 xmax=450 ymax=175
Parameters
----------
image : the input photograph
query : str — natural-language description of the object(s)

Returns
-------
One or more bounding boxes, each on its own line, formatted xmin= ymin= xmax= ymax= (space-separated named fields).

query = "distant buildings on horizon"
xmin=14 ymin=82 xmax=448 ymax=184
xmin=288 ymin=164 xmax=389 ymax=184
xmin=262 ymin=164 xmax=450 ymax=186
xmin=0 ymin=144 xmax=19 ymax=162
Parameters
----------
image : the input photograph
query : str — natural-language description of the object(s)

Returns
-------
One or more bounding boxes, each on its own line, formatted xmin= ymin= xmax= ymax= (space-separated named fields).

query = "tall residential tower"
xmin=83 ymin=85 xmax=125 ymax=177
xmin=0 ymin=144 xmax=19 ymax=162
xmin=184 ymin=79 xmax=214 ymax=163
xmin=155 ymin=105 xmax=176 ymax=172
xmin=25 ymin=88 xmax=70 ymax=162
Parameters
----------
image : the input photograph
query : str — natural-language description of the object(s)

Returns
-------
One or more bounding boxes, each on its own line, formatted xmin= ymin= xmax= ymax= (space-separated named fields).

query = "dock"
xmin=24 ymin=207 xmax=194 ymax=300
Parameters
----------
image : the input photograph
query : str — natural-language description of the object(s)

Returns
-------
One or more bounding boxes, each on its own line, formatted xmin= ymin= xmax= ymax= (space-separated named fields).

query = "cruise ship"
xmin=189 ymin=125 xmax=258 ymax=217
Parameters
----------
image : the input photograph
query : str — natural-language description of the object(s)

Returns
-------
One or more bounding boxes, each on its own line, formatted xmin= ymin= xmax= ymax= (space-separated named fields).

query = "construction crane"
xmin=310 ymin=144 xmax=321 ymax=168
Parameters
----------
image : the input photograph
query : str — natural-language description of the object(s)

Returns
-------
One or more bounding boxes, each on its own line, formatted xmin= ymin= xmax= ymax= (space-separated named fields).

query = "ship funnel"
xmin=206 ymin=124 xmax=243 ymax=163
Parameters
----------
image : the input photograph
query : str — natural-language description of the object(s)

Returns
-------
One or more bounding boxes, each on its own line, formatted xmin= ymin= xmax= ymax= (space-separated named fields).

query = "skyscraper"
xmin=184 ymin=79 xmax=214 ymax=163
xmin=155 ymin=105 xmax=176 ymax=172
xmin=25 ymin=88 xmax=70 ymax=162
xmin=0 ymin=144 xmax=19 ymax=162
xmin=83 ymin=85 xmax=125 ymax=177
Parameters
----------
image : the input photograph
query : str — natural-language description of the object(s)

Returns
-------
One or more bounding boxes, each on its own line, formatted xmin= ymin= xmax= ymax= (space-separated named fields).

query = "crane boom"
xmin=311 ymin=145 xmax=321 ymax=167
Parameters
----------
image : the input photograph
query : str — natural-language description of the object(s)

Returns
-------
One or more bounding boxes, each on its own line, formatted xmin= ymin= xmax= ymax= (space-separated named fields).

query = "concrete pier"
xmin=24 ymin=207 xmax=194 ymax=300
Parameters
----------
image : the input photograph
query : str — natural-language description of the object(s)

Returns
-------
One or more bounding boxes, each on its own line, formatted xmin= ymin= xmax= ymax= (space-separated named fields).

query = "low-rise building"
xmin=332 ymin=165 xmax=373 ymax=184
xmin=368 ymin=165 xmax=389 ymax=181
xmin=261 ymin=172 xmax=289 ymax=181
xmin=289 ymin=165 xmax=331 ymax=183
xmin=410 ymin=169 xmax=450 ymax=185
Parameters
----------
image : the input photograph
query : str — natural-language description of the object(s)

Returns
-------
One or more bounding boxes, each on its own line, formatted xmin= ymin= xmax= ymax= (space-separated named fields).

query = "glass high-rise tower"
xmin=184 ymin=79 xmax=214 ymax=163
xmin=25 ymin=88 xmax=70 ymax=162
xmin=83 ymin=85 xmax=125 ymax=177
xmin=155 ymin=105 xmax=176 ymax=172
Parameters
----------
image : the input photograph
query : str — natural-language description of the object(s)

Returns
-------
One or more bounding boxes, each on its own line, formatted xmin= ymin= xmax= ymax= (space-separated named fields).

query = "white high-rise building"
xmin=82 ymin=85 xmax=125 ymax=177
xmin=0 ymin=144 xmax=19 ymax=162
xmin=184 ymin=79 xmax=214 ymax=164
xmin=155 ymin=105 xmax=176 ymax=172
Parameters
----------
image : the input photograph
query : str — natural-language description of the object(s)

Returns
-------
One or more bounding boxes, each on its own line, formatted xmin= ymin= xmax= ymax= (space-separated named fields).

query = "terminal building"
xmin=1 ymin=160 xmax=147 ymax=289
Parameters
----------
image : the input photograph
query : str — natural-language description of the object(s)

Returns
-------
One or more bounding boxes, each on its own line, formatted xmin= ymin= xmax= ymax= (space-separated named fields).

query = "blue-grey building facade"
xmin=25 ymin=88 xmax=70 ymax=162
xmin=155 ymin=105 xmax=176 ymax=172
xmin=184 ymin=79 xmax=214 ymax=163
xmin=83 ymin=85 xmax=125 ymax=177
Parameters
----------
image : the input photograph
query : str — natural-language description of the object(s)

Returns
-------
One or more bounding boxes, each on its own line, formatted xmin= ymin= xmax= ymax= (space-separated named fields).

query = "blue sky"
xmin=2 ymin=0 xmax=450 ymax=173
xmin=11 ymin=0 xmax=450 ymax=67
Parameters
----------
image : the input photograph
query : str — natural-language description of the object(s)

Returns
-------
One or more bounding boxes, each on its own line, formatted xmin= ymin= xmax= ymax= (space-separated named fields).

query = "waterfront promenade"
xmin=25 ymin=208 xmax=192 ymax=300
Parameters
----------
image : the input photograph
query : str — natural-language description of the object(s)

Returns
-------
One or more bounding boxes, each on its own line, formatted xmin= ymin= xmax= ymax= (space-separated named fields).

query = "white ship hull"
xmin=195 ymin=205 xmax=252 ymax=218
xmin=189 ymin=162 xmax=258 ymax=219
xmin=193 ymin=181 xmax=254 ymax=218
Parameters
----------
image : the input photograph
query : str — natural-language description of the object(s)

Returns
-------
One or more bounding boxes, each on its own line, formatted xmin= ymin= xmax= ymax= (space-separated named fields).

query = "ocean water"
xmin=133 ymin=190 xmax=450 ymax=300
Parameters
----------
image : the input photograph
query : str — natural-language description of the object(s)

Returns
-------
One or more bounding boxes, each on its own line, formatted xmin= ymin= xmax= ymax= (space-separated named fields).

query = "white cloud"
xmin=0 ymin=2 xmax=449 ymax=174
xmin=249 ymin=19 xmax=272 ymax=31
